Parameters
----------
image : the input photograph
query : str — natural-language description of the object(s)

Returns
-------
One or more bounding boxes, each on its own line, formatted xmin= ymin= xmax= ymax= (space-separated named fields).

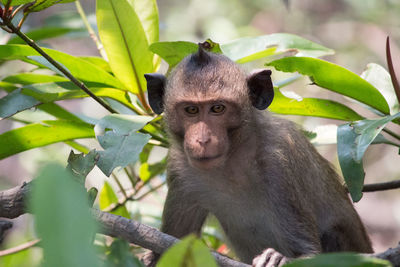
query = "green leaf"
xmin=0 ymin=0 xmax=33 ymax=6
xmin=30 ymin=164 xmax=100 ymax=267
xmin=7 ymin=27 xmax=78 ymax=44
xmin=267 ymin=57 xmax=390 ymax=115
xmin=0 ymin=88 xmax=40 ymax=119
xmin=99 ymin=181 xmax=131 ymax=218
xmin=158 ymin=235 xmax=218 ymax=267
xmin=67 ymin=150 xmax=99 ymax=184
xmin=106 ymin=239 xmax=144 ymax=267
xmin=2 ymin=82 xmax=138 ymax=113
xmin=127 ymin=0 xmax=159 ymax=45
xmin=95 ymin=114 xmax=152 ymax=176
xmin=285 ymin=253 xmax=391 ymax=267
xmin=149 ymin=41 xmax=198 ymax=68
xmin=220 ymin=33 xmax=334 ymax=62
xmin=27 ymin=0 xmax=76 ymax=12
xmin=96 ymin=0 xmax=153 ymax=94
xmin=0 ymin=45 xmax=123 ymax=88
xmin=269 ymin=89 xmax=364 ymax=121
xmin=139 ymin=157 xmax=167 ymax=182
xmin=0 ymin=120 xmax=95 ymax=159
xmin=337 ymin=112 xmax=400 ymax=202
xmin=80 ymin=56 xmax=112 ymax=73
xmin=3 ymin=73 xmax=68 ymax=84
xmin=361 ymin=63 xmax=400 ymax=115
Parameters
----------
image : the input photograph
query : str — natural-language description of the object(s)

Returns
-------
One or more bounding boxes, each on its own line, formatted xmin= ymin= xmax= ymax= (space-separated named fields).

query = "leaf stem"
xmin=111 ymin=173 xmax=128 ymax=199
xmin=4 ymin=22 xmax=118 ymax=114
xmin=75 ymin=1 xmax=107 ymax=60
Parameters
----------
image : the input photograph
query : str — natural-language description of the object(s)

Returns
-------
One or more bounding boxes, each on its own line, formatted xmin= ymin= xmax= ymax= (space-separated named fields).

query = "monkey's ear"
xmin=144 ymin=73 xmax=166 ymax=114
xmin=247 ymin=70 xmax=274 ymax=110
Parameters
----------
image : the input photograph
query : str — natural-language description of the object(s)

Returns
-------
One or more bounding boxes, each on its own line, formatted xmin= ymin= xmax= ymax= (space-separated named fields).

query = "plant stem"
xmin=75 ymin=1 xmax=107 ymax=60
xmin=111 ymin=173 xmax=128 ymax=199
xmin=4 ymin=22 xmax=118 ymax=114
xmin=383 ymin=128 xmax=400 ymax=141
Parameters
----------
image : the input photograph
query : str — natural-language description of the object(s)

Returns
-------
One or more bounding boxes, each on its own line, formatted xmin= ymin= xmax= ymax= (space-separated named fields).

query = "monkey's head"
xmin=145 ymin=46 xmax=274 ymax=170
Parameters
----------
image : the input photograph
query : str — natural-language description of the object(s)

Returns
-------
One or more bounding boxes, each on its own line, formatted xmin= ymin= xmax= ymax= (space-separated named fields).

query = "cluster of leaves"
xmin=0 ymin=0 xmax=399 ymax=266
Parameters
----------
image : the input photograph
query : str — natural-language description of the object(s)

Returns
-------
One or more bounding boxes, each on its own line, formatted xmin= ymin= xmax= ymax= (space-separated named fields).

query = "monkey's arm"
xmin=160 ymin=178 xmax=208 ymax=237
xmin=143 ymin=176 xmax=208 ymax=267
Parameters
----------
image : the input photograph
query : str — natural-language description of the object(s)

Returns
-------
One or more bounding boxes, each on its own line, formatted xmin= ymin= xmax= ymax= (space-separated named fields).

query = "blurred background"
xmin=0 ymin=0 xmax=399 ymax=263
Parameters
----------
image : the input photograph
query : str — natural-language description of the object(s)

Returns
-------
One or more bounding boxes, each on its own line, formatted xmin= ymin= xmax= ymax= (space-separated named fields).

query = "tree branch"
xmin=0 ymin=182 xmax=248 ymax=267
xmin=1 ymin=182 xmax=400 ymax=266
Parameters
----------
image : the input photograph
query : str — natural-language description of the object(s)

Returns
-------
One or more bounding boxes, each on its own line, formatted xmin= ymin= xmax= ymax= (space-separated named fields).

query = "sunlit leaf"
xmin=99 ymin=181 xmax=130 ymax=218
xmin=0 ymin=0 xmax=33 ymax=6
xmin=158 ymin=235 xmax=218 ymax=267
xmin=0 ymin=120 xmax=94 ymax=159
xmin=3 ymin=73 xmax=68 ymax=84
xmin=149 ymin=41 xmax=198 ymax=68
xmin=139 ymin=157 xmax=167 ymax=182
xmin=267 ymin=57 xmax=390 ymax=115
xmin=30 ymin=164 xmax=100 ymax=267
xmin=27 ymin=0 xmax=76 ymax=12
xmin=270 ymin=88 xmax=364 ymax=121
xmin=337 ymin=112 xmax=400 ymax=202
xmin=285 ymin=253 xmax=391 ymax=267
xmin=0 ymin=45 xmax=123 ymax=88
xmin=221 ymin=33 xmax=334 ymax=62
xmin=97 ymin=0 xmax=153 ymax=94
xmin=127 ymin=0 xmax=159 ymax=45
xmin=7 ymin=27 xmax=78 ymax=44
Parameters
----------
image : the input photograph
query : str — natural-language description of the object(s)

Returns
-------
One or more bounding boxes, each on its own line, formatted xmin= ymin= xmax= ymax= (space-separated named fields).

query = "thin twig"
xmin=0 ymin=239 xmax=40 ymax=256
xmin=3 ymin=21 xmax=118 ymax=114
xmin=362 ymin=180 xmax=400 ymax=192
xmin=111 ymin=173 xmax=128 ymax=199
xmin=386 ymin=37 xmax=400 ymax=105
xmin=382 ymin=128 xmax=400 ymax=141
xmin=75 ymin=1 xmax=107 ymax=60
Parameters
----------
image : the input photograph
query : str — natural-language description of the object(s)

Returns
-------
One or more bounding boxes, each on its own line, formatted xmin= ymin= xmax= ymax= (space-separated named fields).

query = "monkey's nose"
xmin=196 ymin=136 xmax=210 ymax=146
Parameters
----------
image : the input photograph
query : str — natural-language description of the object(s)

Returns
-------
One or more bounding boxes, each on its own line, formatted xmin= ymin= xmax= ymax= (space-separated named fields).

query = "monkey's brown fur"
xmin=144 ymin=47 xmax=372 ymax=266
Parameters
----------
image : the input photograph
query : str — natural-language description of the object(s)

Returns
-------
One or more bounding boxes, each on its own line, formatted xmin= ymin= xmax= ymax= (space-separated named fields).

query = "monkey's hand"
xmin=141 ymin=251 xmax=160 ymax=267
xmin=252 ymin=248 xmax=290 ymax=267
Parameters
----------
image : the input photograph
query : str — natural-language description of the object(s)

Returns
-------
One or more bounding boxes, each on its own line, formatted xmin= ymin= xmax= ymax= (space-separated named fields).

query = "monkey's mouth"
xmin=191 ymin=154 xmax=222 ymax=162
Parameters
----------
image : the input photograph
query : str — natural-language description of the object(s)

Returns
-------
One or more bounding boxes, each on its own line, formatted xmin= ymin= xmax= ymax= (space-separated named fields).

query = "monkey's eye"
xmin=184 ymin=106 xmax=199 ymax=115
xmin=210 ymin=104 xmax=225 ymax=114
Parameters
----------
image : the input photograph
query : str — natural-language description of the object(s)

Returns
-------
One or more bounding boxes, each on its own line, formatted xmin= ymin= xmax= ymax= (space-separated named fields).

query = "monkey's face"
xmin=171 ymin=99 xmax=242 ymax=170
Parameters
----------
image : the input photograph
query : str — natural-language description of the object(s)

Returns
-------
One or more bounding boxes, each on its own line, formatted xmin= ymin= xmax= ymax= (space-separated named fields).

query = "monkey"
xmin=143 ymin=44 xmax=373 ymax=267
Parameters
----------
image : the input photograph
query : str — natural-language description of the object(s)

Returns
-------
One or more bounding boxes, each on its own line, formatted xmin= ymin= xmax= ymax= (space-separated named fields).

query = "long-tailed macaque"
xmin=143 ymin=44 xmax=372 ymax=266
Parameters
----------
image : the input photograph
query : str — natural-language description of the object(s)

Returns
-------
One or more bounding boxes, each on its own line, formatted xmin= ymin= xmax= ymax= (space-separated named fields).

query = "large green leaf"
xmin=27 ymin=0 xmax=76 ymax=12
xmin=127 ymin=0 xmax=159 ymax=45
xmin=0 ymin=120 xmax=94 ymax=159
xmin=0 ymin=0 xmax=33 ymax=6
xmin=30 ymin=164 xmax=100 ymax=267
xmin=95 ymin=114 xmax=152 ymax=176
xmin=0 ymin=45 xmax=123 ymax=89
xmin=1 ymin=82 xmax=137 ymax=118
xmin=337 ymin=112 xmax=400 ymax=202
xmin=149 ymin=41 xmax=198 ymax=69
xmin=269 ymin=88 xmax=364 ymax=121
xmin=99 ymin=181 xmax=131 ymax=218
xmin=158 ymin=235 xmax=218 ymax=267
xmin=3 ymin=73 xmax=68 ymax=84
xmin=267 ymin=57 xmax=390 ymax=115
xmin=285 ymin=253 xmax=391 ymax=267
xmin=220 ymin=33 xmax=334 ymax=62
xmin=7 ymin=27 xmax=78 ymax=44
xmin=96 ymin=0 xmax=153 ymax=94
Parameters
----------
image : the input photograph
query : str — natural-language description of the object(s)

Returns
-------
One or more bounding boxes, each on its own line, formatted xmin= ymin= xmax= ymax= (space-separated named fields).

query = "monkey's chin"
xmin=188 ymin=155 xmax=224 ymax=170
